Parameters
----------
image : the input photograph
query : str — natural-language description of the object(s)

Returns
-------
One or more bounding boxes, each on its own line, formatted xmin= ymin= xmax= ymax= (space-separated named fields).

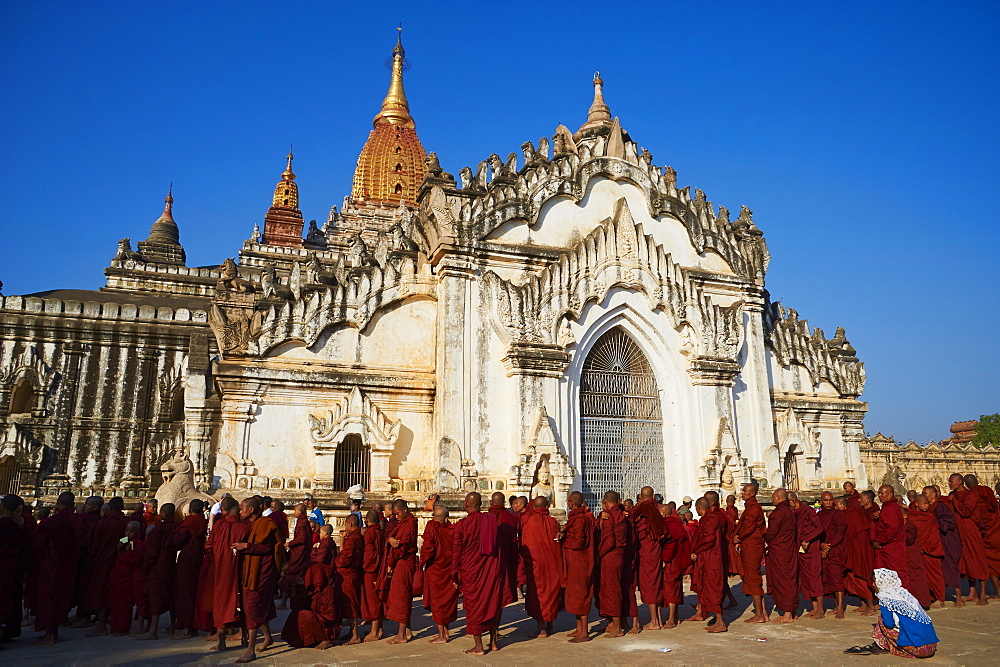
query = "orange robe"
xmin=724 ymin=505 xmax=740 ymax=576
xmin=143 ymin=517 xmax=179 ymax=617
xmin=872 ymin=497 xmax=908 ymax=587
xmin=240 ymin=515 xmax=284 ymax=629
xmin=562 ymin=506 xmax=596 ymax=616
xmin=30 ymin=507 xmax=83 ymax=633
xmin=488 ymin=505 xmax=519 ymax=606
xmin=795 ymin=505 xmax=823 ymax=599
xmin=520 ymin=507 xmax=561 ymax=622
xmin=420 ymin=520 xmax=459 ymax=625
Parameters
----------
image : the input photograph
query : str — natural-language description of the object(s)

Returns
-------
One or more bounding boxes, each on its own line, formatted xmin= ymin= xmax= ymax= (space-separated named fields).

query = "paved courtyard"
xmin=7 ymin=581 xmax=998 ymax=665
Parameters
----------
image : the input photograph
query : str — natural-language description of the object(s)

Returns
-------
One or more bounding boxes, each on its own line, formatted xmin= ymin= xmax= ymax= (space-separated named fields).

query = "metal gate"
xmin=783 ymin=446 xmax=800 ymax=491
xmin=332 ymin=435 xmax=371 ymax=492
xmin=579 ymin=328 xmax=665 ymax=507
xmin=0 ymin=455 xmax=19 ymax=496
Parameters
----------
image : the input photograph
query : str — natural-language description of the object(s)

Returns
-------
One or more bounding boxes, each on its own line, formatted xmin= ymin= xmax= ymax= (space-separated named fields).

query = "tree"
xmin=970 ymin=413 xmax=1000 ymax=448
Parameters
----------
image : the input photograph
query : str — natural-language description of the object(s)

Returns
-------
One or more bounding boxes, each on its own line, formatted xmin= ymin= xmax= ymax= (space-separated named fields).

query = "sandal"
xmin=843 ymin=645 xmax=874 ymax=655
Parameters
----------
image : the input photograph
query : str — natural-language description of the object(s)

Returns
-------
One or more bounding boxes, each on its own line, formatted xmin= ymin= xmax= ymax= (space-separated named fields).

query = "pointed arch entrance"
xmin=579 ymin=327 xmax=665 ymax=507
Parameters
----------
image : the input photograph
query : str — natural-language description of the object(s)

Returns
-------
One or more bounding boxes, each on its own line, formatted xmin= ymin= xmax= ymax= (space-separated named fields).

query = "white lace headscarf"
xmin=874 ymin=568 xmax=932 ymax=625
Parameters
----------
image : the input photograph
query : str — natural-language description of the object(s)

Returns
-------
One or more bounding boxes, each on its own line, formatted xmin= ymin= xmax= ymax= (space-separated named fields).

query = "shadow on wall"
xmin=388 ymin=422 xmax=414 ymax=478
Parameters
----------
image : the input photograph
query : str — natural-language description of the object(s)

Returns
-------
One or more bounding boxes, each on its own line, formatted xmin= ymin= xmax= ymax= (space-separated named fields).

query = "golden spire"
xmin=281 ymin=145 xmax=295 ymax=181
xmin=372 ymin=25 xmax=414 ymax=129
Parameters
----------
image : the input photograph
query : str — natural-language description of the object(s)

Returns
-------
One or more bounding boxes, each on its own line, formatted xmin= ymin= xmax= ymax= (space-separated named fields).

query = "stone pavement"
xmin=6 ymin=581 xmax=998 ymax=665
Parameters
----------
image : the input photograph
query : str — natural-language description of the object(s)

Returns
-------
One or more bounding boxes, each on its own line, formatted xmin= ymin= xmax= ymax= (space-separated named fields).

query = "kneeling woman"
xmin=846 ymin=568 xmax=939 ymax=658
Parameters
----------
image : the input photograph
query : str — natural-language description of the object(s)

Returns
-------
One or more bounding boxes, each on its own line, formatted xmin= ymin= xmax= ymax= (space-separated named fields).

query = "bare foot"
xmin=834 ymin=608 xmax=846 ymax=619
xmin=568 ymin=635 xmax=591 ymax=643
xmin=85 ymin=628 xmax=109 ymax=637
xmin=772 ymin=615 xmax=794 ymax=624
xmin=136 ymin=632 xmax=158 ymax=640
xmin=626 ymin=623 xmax=640 ymax=635
xmin=235 ymin=649 xmax=256 ymax=663
xmin=686 ymin=614 xmax=706 ymax=623
xmin=976 ymin=598 xmax=989 ymax=606
xmin=566 ymin=629 xmax=581 ymax=638
xmin=111 ymin=631 xmax=128 ymax=637
xmin=488 ymin=641 xmax=499 ymax=651
xmin=643 ymin=621 xmax=663 ymax=630
xmin=964 ymin=593 xmax=977 ymax=601
xmin=259 ymin=637 xmax=273 ymax=651
xmin=34 ymin=635 xmax=56 ymax=646
xmin=988 ymin=595 xmax=1000 ymax=601
xmin=706 ymin=624 xmax=728 ymax=633
xmin=387 ymin=635 xmax=409 ymax=645
xmin=808 ymin=610 xmax=825 ymax=619
xmin=429 ymin=636 xmax=448 ymax=644
xmin=363 ymin=631 xmax=382 ymax=643
xmin=171 ymin=630 xmax=194 ymax=640
xmin=315 ymin=640 xmax=334 ymax=650
xmin=602 ymin=629 xmax=624 ymax=638
xmin=744 ymin=615 xmax=769 ymax=624
xmin=858 ymin=608 xmax=876 ymax=616
xmin=464 ymin=647 xmax=485 ymax=655
xmin=955 ymin=599 xmax=965 ymax=608
xmin=345 ymin=636 xmax=362 ymax=645
xmin=204 ymin=633 xmax=219 ymax=642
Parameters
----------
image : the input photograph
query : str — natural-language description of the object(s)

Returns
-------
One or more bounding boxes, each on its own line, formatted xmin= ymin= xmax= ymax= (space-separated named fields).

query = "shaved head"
xmin=490 ymin=492 xmax=505 ymax=507
xmin=465 ymin=492 xmax=482 ymax=510
xmin=533 ymin=496 xmax=549 ymax=509
xmin=820 ymin=491 xmax=834 ymax=500
xmin=568 ymin=491 xmax=584 ymax=507
xmin=604 ymin=490 xmax=621 ymax=504
xmin=695 ymin=497 xmax=710 ymax=510
xmin=639 ymin=486 xmax=654 ymax=500
xmin=345 ymin=514 xmax=359 ymax=528
xmin=364 ymin=509 xmax=380 ymax=525
xmin=772 ymin=488 xmax=788 ymax=503
xmin=433 ymin=505 xmax=449 ymax=522
xmin=964 ymin=474 xmax=979 ymax=487
xmin=705 ymin=490 xmax=719 ymax=507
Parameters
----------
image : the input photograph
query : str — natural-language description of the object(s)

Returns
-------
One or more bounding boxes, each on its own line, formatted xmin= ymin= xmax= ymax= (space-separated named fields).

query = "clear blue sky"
xmin=1 ymin=2 xmax=997 ymax=444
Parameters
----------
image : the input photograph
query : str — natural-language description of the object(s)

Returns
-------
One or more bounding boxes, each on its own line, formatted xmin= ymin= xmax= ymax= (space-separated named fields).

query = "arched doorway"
xmin=0 ymin=455 xmax=19 ymax=495
xmin=579 ymin=327 xmax=665 ymax=507
xmin=332 ymin=434 xmax=371 ymax=492
xmin=8 ymin=378 xmax=33 ymax=415
xmin=783 ymin=445 xmax=800 ymax=491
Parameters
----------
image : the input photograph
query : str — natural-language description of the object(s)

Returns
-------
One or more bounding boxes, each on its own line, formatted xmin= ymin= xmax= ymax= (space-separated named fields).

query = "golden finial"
xmin=373 ymin=26 xmax=414 ymax=128
xmin=282 ymin=145 xmax=296 ymax=181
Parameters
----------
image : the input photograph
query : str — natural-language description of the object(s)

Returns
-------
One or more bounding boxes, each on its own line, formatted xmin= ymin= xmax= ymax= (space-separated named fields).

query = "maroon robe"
xmin=561 ymin=506 xmax=596 ymax=615
xmin=420 ymin=520 xmax=459 ymax=625
xmin=724 ymin=504 xmax=740 ymax=576
xmin=383 ymin=513 xmax=418 ymax=625
xmin=206 ymin=513 xmax=248 ymax=627
xmin=361 ymin=525 xmax=384 ymax=621
xmin=621 ymin=511 xmax=640 ymax=618
xmin=795 ymin=504 xmax=823 ymax=599
xmin=240 ymin=515 xmax=283 ymax=628
xmin=736 ymin=497 xmax=766 ymax=597
xmin=30 ymin=507 xmax=82 ymax=632
xmin=932 ymin=498 xmax=963 ymax=588
xmin=193 ymin=550 xmax=215 ymax=632
xmin=817 ymin=506 xmax=847 ymax=595
xmin=872 ymin=497 xmax=907 ymax=586
xmin=520 ymin=506 xmax=561 ymax=622
xmin=909 ymin=507 xmax=945 ymax=603
xmin=143 ymin=517 xmax=179 ymax=617
xmin=660 ymin=514 xmax=690 ymax=606
xmin=970 ymin=485 xmax=1000 ymax=576
xmin=632 ymin=499 xmax=664 ymax=604
xmin=0 ymin=515 xmax=28 ymax=639
xmin=596 ymin=504 xmax=626 ymax=617
xmin=904 ymin=520 xmax=931 ymax=607
xmin=107 ymin=537 xmax=145 ymax=633
xmin=949 ymin=489 xmax=988 ymax=580
xmin=454 ymin=510 xmax=504 ymax=635
xmin=337 ymin=529 xmax=364 ymax=619
xmin=270 ymin=510 xmax=289 ymax=542
xmin=74 ymin=510 xmax=101 ymax=612
xmin=691 ymin=509 xmax=726 ymax=615
xmin=764 ymin=500 xmax=798 ymax=614
xmin=82 ymin=509 xmax=129 ymax=612
xmin=281 ymin=561 xmax=340 ymax=647
xmin=171 ymin=513 xmax=206 ymax=631
xmin=488 ymin=505 xmax=519 ymax=606
xmin=280 ymin=516 xmax=312 ymax=592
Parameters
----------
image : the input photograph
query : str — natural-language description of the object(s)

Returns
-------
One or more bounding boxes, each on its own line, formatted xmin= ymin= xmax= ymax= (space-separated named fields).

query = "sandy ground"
xmin=5 ymin=579 xmax=998 ymax=665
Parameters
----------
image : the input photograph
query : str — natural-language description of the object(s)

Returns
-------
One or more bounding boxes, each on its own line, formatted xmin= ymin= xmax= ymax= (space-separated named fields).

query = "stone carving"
xmin=249 ymin=223 xmax=260 ymax=243
xmin=215 ymin=258 xmax=254 ymax=293
xmin=305 ymin=220 xmax=326 ymax=246
xmin=114 ymin=238 xmax=142 ymax=262
xmin=305 ymin=254 xmax=324 ymax=284
xmin=154 ymin=449 xmax=214 ymax=510
xmin=260 ymin=261 xmax=279 ymax=298
xmin=346 ymin=233 xmax=379 ymax=270
xmin=389 ymin=221 xmax=419 ymax=253
xmin=510 ymin=409 xmax=576 ymax=508
xmin=553 ymin=124 xmax=577 ymax=156
xmin=208 ymin=299 xmax=263 ymax=356
xmin=530 ymin=457 xmax=555 ymax=504
xmin=827 ymin=327 xmax=859 ymax=362
xmin=663 ymin=165 xmax=677 ymax=188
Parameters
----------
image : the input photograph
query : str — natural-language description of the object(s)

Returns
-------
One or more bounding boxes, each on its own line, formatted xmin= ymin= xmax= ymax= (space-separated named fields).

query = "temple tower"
xmin=261 ymin=148 xmax=305 ymax=247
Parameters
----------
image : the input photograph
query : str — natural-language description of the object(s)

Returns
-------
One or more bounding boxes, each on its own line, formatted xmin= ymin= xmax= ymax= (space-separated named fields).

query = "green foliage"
xmin=970 ymin=413 xmax=1000 ymax=448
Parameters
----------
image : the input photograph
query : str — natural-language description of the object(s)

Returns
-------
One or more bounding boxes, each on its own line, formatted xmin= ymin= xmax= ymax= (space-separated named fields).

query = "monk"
xmin=724 ymin=494 xmax=740 ymax=580
xmin=764 ymin=488 xmax=797 ymax=623
xmin=269 ymin=500 xmax=288 ymax=543
xmin=818 ymin=494 xmax=848 ymax=618
xmin=361 ymin=509 xmax=385 ymax=642
xmin=332 ymin=514 xmax=362 ymax=644
xmin=81 ymin=496 xmax=130 ymax=636
xmin=71 ymin=495 xmax=103 ymax=626
xmin=488 ymin=492 xmax=519 ymax=609
xmin=789 ymin=492 xmax=823 ymax=619
xmin=902 ymin=507 xmax=932 ymax=607
xmin=233 ymin=496 xmax=284 ymax=663
xmin=520 ymin=495 xmax=561 ymax=637
xmin=872 ymin=485 xmax=907 ymax=587
xmin=137 ymin=502 xmax=179 ymax=640
xmin=511 ymin=495 xmax=528 ymax=595
xmin=562 ymin=491 xmax=596 ymax=642
xmin=420 ymin=505 xmax=459 ymax=644
xmin=910 ymin=494 xmax=946 ymax=607
xmin=843 ymin=481 xmax=862 ymax=509
xmin=965 ymin=474 xmax=1000 ymax=599
xmin=688 ymin=496 xmax=727 ymax=632
xmin=383 ymin=499 xmax=418 ymax=644
xmin=633 ymin=486 xmax=665 ymax=629
xmin=170 ymin=499 xmax=207 ymax=639
xmin=734 ymin=482 xmax=767 ymax=623
xmin=860 ymin=489 xmax=879 ymax=522
xmin=107 ymin=520 xmax=145 ymax=635
xmin=948 ymin=473 xmax=988 ymax=604
xmin=0 ymin=494 xmax=27 ymax=641
xmin=595 ymin=491 xmax=626 ymax=637
xmin=659 ymin=501 xmax=690 ymax=628
xmin=621 ymin=499 xmax=641 ymax=634
xmin=206 ymin=496 xmax=247 ymax=652
xmin=30 ymin=491 xmax=82 ymax=644
xmin=279 ymin=504 xmax=311 ymax=610
xmin=924 ymin=485 xmax=963 ymax=606
xmin=842 ymin=489 xmax=876 ymax=615
xmin=281 ymin=524 xmax=340 ymax=650
xmin=454 ymin=491 xmax=505 ymax=654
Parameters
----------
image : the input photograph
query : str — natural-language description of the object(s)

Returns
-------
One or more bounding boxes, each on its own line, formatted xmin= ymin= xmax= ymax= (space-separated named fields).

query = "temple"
xmin=1 ymin=34 xmax=890 ymax=505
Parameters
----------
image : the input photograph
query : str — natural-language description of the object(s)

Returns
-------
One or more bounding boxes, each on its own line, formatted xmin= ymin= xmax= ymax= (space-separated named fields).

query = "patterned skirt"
xmin=872 ymin=618 xmax=937 ymax=658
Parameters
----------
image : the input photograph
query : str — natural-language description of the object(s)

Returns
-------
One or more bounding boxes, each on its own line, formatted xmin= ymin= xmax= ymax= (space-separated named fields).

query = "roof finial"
xmin=373 ymin=26 xmax=414 ymax=128
xmin=587 ymin=71 xmax=611 ymax=124
xmin=282 ymin=145 xmax=295 ymax=181
xmin=164 ymin=183 xmax=174 ymax=211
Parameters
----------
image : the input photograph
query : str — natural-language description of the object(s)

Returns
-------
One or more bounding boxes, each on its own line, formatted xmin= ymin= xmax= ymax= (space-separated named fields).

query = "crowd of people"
xmin=0 ymin=472 xmax=997 ymax=661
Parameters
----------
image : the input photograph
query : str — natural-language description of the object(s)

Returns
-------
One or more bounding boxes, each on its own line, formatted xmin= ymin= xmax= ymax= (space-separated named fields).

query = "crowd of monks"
xmin=0 ymin=472 xmax=998 ymax=660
